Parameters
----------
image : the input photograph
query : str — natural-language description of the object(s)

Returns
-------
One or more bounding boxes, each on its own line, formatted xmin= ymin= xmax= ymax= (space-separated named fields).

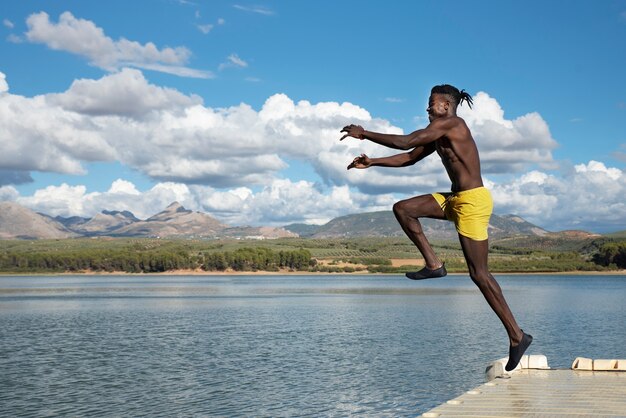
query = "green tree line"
xmin=202 ymin=248 xmax=314 ymax=271
xmin=0 ymin=246 xmax=315 ymax=273
xmin=592 ymin=242 xmax=626 ymax=268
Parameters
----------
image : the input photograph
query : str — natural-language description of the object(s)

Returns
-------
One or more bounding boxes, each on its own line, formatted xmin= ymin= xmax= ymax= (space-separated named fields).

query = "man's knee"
xmin=393 ymin=200 xmax=409 ymax=218
xmin=469 ymin=269 xmax=492 ymax=288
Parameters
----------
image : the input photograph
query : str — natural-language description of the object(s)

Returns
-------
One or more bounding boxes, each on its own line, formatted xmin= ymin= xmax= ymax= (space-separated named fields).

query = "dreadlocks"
xmin=431 ymin=84 xmax=473 ymax=109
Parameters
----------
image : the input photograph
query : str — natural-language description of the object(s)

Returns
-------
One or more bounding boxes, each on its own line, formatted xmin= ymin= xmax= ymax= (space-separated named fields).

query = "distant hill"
xmin=0 ymin=201 xmax=610 ymax=242
xmin=112 ymin=202 xmax=227 ymax=238
xmin=0 ymin=202 xmax=77 ymax=239
xmin=0 ymin=201 xmax=296 ymax=240
xmin=281 ymin=223 xmax=320 ymax=238
xmin=66 ymin=210 xmax=140 ymax=235
xmin=283 ymin=210 xmax=550 ymax=240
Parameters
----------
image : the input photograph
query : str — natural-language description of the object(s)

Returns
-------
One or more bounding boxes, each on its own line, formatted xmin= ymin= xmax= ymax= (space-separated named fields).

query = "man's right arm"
xmin=349 ymin=144 xmax=436 ymax=170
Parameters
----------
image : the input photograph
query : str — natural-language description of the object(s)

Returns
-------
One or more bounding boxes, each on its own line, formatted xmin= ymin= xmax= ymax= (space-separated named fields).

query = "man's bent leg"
xmin=393 ymin=195 xmax=446 ymax=270
xmin=458 ymin=235 xmax=532 ymax=370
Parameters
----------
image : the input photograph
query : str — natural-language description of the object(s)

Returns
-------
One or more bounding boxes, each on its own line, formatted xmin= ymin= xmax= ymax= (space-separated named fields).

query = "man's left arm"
xmin=340 ymin=119 xmax=452 ymax=150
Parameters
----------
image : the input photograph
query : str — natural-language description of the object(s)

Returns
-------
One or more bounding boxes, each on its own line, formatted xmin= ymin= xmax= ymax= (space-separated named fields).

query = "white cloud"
xmin=197 ymin=17 xmax=224 ymax=34
xmin=0 ymin=91 xmax=114 ymax=175
xmin=233 ymin=5 xmax=275 ymax=16
xmin=219 ymin=53 xmax=248 ymax=70
xmin=47 ymin=68 xmax=201 ymax=118
xmin=3 ymin=19 xmax=14 ymax=29
xmin=18 ymin=183 xmax=92 ymax=217
xmin=197 ymin=24 xmax=213 ymax=34
xmin=14 ymin=181 xmax=198 ymax=219
xmin=24 ymin=11 xmax=212 ymax=78
xmin=574 ymin=160 xmax=621 ymax=180
xmin=0 ymin=185 xmax=19 ymax=201
xmin=458 ymin=92 xmax=558 ymax=173
xmin=0 ymin=70 xmax=565 ymax=195
xmin=6 ymin=161 xmax=625 ymax=232
xmin=9 ymin=178 xmax=393 ymax=226
xmin=488 ymin=161 xmax=626 ymax=232
xmin=230 ymin=180 xmax=365 ymax=225
xmin=108 ymin=179 xmax=141 ymax=195
xmin=0 ymin=72 xmax=7 ymax=93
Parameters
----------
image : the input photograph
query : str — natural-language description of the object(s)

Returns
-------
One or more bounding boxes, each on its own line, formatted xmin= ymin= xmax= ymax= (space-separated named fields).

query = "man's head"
xmin=427 ymin=84 xmax=473 ymax=121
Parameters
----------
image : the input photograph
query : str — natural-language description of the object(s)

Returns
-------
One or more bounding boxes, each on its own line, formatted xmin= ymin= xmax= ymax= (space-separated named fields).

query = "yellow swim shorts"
xmin=432 ymin=186 xmax=493 ymax=241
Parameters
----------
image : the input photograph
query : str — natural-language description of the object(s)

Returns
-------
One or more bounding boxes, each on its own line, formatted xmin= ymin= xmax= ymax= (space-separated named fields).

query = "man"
xmin=340 ymin=84 xmax=532 ymax=371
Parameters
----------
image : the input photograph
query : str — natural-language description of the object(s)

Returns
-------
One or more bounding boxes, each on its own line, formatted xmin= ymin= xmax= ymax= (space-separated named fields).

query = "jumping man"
xmin=340 ymin=84 xmax=532 ymax=371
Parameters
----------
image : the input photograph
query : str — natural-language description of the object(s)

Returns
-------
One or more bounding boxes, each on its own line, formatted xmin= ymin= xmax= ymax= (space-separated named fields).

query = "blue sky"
xmin=0 ymin=0 xmax=625 ymax=232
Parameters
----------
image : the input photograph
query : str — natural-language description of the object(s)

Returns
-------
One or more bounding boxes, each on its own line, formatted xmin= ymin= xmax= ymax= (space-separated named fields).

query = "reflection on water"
xmin=1 ymin=274 xmax=625 ymax=416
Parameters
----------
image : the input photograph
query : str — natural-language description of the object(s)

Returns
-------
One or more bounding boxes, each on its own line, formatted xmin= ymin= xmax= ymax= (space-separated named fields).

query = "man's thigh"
xmin=395 ymin=194 xmax=447 ymax=220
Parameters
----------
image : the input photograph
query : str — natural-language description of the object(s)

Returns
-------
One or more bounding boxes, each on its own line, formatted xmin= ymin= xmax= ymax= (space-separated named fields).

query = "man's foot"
xmin=405 ymin=263 xmax=447 ymax=280
xmin=505 ymin=331 xmax=533 ymax=371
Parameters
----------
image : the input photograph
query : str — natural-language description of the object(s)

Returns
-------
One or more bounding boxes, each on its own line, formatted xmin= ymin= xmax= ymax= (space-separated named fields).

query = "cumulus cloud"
xmin=0 ymin=185 xmax=19 ymax=201
xmin=5 ymin=161 xmax=625 ymax=232
xmin=24 ymin=11 xmax=212 ymax=78
xmin=15 ymin=180 xmax=195 ymax=219
xmin=47 ymin=68 xmax=201 ymax=118
xmin=458 ymin=92 xmax=558 ymax=173
xmin=10 ymin=178 xmax=393 ymax=226
xmin=0 ymin=73 xmax=118 ymax=175
xmin=0 ymin=69 xmax=565 ymax=195
xmin=3 ymin=19 xmax=14 ymax=29
xmin=489 ymin=161 xmax=625 ymax=232
xmin=208 ymin=179 xmax=394 ymax=225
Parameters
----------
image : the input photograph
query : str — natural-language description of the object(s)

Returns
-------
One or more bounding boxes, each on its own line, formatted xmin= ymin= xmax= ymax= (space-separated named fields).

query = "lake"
xmin=1 ymin=274 xmax=625 ymax=417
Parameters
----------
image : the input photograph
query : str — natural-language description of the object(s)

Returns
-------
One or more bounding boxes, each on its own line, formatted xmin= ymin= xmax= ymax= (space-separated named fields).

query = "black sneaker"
xmin=505 ymin=331 xmax=533 ymax=371
xmin=405 ymin=263 xmax=447 ymax=280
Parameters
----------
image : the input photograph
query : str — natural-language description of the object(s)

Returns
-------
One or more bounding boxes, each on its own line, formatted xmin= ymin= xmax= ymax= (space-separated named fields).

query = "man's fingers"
xmin=339 ymin=134 xmax=349 ymax=141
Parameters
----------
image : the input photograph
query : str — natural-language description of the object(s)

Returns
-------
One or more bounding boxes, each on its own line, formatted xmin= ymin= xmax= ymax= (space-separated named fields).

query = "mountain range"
xmin=0 ymin=201 xmax=605 ymax=241
xmin=284 ymin=211 xmax=553 ymax=240
xmin=0 ymin=201 xmax=296 ymax=240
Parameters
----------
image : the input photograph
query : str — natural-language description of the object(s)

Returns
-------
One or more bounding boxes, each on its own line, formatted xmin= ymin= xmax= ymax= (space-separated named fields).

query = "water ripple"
xmin=1 ymin=274 xmax=625 ymax=416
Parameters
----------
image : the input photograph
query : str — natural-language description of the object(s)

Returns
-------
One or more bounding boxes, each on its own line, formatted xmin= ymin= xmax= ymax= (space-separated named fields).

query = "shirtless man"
xmin=340 ymin=84 xmax=532 ymax=371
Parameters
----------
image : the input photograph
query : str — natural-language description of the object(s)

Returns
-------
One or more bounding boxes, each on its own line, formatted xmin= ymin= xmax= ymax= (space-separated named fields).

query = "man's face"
xmin=427 ymin=94 xmax=449 ymax=121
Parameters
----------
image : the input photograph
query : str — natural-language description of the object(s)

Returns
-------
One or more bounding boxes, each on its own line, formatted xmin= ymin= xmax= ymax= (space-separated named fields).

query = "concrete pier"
xmin=422 ymin=357 xmax=626 ymax=417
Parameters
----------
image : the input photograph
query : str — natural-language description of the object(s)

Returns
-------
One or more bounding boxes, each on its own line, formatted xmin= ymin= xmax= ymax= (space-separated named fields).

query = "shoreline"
xmin=1 ymin=269 xmax=625 ymax=277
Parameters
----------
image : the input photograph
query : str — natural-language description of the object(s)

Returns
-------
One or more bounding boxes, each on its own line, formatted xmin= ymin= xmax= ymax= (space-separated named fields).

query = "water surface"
xmin=1 ymin=274 xmax=624 ymax=416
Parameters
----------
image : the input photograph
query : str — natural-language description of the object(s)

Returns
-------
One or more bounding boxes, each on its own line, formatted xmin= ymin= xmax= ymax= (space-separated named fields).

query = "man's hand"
xmin=340 ymin=124 xmax=365 ymax=141
xmin=347 ymin=154 xmax=371 ymax=170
